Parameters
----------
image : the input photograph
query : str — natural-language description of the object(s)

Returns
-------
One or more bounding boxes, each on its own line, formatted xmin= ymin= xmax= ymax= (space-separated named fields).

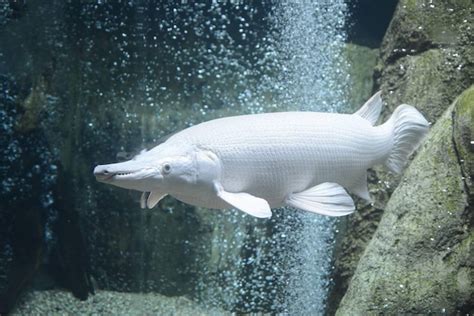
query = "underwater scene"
xmin=0 ymin=0 xmax=472 ymax=315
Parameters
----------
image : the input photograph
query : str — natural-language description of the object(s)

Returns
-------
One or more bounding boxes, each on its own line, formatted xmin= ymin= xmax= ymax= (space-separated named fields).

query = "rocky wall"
xmin=337 ymin=85 xmax=473 ymax=315
xmin=328 ymin=0 xmax=473 ymax=313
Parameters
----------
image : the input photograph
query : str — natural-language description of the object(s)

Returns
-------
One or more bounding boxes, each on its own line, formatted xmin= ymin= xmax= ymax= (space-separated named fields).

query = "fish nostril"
xmin=103 ymin=170 xmax=109 ymax=175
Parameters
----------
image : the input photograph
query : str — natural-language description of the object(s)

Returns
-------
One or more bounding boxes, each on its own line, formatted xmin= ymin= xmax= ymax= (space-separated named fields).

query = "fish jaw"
xmin=93 ymin=160 xmax=162 ymax=192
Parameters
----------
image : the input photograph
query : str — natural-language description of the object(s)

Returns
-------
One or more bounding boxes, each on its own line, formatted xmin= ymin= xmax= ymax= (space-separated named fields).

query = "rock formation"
xmin=337 ymin=85 xmax=473 ymax=315
xmin=329 ymin=0 xmax=473 ymax=312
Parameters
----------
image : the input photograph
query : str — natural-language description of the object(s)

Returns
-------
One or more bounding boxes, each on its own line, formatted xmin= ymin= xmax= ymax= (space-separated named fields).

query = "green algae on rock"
xmin=376 ymin=0 xmax=473 ymax=123
xmin=343 ymin=43 xmax=379 ymax=113
xmin=336 ymin=86 xmax=474 ymax=315
xmin=329 ymin=1 xmax=473 ymax=311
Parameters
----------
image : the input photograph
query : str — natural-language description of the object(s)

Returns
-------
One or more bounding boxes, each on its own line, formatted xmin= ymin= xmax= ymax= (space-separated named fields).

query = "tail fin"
xmin=384 ymin=104 xmax=429 ymax=174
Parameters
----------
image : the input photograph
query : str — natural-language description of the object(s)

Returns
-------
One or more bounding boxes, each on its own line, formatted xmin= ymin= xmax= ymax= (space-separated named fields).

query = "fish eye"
xmin=162 ymin=163 xmax=171 ymax=174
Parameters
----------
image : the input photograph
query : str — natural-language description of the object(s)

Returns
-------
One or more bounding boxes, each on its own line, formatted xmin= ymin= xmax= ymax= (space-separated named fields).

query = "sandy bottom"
xmin=11 ymin=289 xmax=229 ymax=316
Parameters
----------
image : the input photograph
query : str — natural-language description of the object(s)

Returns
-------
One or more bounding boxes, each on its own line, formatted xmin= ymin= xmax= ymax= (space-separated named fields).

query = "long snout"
xmin=93 ymin=161 xmax=144 ymax=183
xmin=93 ymin=159 xmax=163 ymax=192
xmin=94 ymin=165 xmax=115 ymax=181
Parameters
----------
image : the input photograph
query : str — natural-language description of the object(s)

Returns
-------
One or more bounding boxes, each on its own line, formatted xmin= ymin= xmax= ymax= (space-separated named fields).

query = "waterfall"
xmin=265 ymin=2 xmax=349 ymax=314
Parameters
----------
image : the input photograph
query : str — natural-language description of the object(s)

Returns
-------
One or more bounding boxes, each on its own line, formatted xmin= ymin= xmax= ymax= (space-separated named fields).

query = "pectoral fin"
xmin=285 ymin=182 xmax=355 ymax=216
xmin=141 ymin=191 xmax=167 ymax=209
xmin=217 ymin=187 xmax=272 ymax=219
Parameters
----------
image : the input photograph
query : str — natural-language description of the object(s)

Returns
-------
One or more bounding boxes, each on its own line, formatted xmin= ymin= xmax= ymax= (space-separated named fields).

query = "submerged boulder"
xmin=377 ymin=0 xmax=473 ymax=123
xmin=328 ymin=0 xmax=473 ymax=311
xmin=11 ymin=289 xmax=229 ymax=315
xmin=336 ymin=86 xmax=473 ymax=314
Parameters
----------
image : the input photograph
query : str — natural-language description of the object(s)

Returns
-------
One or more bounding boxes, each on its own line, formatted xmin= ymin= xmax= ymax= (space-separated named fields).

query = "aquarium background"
xmin=0 ymin=0 xmax=472 ymax=315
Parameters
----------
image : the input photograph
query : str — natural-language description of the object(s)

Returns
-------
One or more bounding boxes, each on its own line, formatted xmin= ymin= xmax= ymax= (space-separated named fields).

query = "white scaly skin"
xmin=94 ymin=92 xmax=429 ymax=218
xmin=165 ymin=112 xmax=386 ymax=207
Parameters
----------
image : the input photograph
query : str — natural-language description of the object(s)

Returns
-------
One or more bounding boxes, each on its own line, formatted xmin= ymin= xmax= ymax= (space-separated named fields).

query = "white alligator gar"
xmin=93 ymin=92 xmax=429 ymax=218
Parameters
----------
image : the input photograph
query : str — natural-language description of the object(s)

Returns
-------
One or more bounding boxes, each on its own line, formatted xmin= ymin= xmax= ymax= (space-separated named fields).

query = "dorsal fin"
xmin=354 ymin=91 xmax=382 ymax=126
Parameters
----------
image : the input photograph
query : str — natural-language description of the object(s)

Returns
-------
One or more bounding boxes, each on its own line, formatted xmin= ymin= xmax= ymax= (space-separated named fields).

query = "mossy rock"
xmin=376 ymin=0 xmax=473 ymax=123
xmin=336 ymin=86 xmax=473 ymax=315
xmin=378 ymin=46 xmax=473 ymax=124
xmin=330 ymin=2 xmax=474 ymax=310
xmin=381 ymin=0 xmax=472 ymax=63
xmin=453 ymin=86 xmax=474 ymax=183
xmin=343 ymin=44 xmax=378 ymax=112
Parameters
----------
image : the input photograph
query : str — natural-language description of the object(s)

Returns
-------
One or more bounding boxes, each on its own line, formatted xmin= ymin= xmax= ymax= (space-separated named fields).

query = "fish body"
xmin=94 ymin=92 xmax=429 ymax=218
xmin=163 ymin=111 xmax=386 ymax=209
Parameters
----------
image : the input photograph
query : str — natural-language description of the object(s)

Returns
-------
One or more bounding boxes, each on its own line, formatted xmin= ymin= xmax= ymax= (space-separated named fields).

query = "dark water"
xmin=0 ymin=1 xmax=395 ymax=314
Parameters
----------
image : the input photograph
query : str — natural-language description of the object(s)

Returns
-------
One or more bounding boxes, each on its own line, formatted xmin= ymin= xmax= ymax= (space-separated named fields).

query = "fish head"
xmin=93 ymin=144 xmax=197 ymax=192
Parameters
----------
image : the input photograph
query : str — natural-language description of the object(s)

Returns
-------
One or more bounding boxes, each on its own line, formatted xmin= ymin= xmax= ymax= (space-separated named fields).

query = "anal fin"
xmin=350 ymin=173 xmax=372 ymax=202
xmin=285 ymin=182 xmax=355 ymax=216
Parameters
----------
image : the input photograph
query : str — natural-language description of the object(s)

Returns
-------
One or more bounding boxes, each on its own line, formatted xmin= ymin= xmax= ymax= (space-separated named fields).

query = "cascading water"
xmin=165 ymin=1 xmax=350 ymax=314
xmin=0 ymin=1 xmax=350 ymax=314
xmin=265 ymin=2 xmax=349 ymax=314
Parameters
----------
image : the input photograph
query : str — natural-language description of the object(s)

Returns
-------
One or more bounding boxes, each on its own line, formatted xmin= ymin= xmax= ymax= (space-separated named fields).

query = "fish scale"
xmin=167 ymin=111 xmax=389 ymax=207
